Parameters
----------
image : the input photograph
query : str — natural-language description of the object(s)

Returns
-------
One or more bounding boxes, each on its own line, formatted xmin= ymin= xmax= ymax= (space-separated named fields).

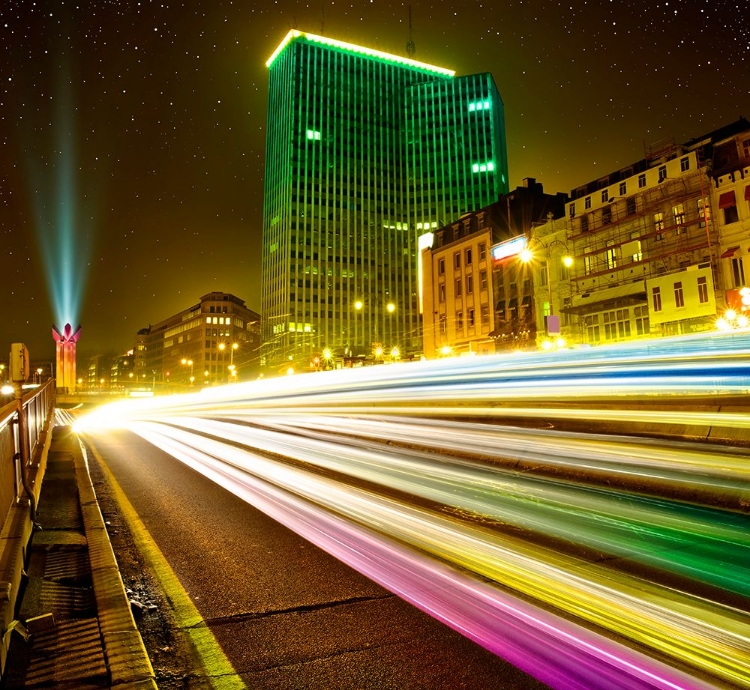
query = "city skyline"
xmin=1 ymin=1 xmax=747 ymax=360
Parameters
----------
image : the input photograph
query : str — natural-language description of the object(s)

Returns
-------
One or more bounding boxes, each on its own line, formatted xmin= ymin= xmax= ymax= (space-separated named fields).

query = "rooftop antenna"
xmin=406 ymin=5 xmax=416 ymax=57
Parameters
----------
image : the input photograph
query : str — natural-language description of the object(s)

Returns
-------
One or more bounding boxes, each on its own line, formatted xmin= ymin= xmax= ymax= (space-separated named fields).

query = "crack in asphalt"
xmin=185 ymin=592 xmax=395 ymax=629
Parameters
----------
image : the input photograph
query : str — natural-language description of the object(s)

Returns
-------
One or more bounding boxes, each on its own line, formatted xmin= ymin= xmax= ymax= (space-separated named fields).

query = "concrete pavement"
xmin=2 ymin=424 xmax=156 ymax=689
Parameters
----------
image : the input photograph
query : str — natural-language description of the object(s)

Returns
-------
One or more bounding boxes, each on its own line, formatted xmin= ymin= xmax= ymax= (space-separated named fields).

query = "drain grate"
xmin=23 ymin=618 xmax=107 ymax=688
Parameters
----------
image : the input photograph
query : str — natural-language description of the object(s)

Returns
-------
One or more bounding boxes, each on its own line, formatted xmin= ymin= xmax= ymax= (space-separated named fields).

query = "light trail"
xmin=126 ymin=421 xmax=724 ymax=690
xmin=74 ymin=330 xmax=750 ymax=689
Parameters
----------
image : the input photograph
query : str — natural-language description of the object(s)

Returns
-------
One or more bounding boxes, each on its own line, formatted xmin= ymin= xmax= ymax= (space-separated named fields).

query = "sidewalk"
xmin=2 ymin=424 xmax=156 ymax=689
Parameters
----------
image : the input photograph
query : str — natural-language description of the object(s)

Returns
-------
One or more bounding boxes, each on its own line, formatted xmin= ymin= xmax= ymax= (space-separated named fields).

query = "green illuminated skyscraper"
xmin=262 ymin=31 xmax=508 ymax=371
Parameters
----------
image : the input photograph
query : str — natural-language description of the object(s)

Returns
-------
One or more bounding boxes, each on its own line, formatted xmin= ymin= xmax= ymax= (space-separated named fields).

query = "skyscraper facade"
xmin=262 ymin=31 xmax=508 ymax=371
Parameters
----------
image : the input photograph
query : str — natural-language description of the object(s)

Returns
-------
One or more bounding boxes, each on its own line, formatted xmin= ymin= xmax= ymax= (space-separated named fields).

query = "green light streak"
xmin=266 ymin=29 xmax=456 ymax=77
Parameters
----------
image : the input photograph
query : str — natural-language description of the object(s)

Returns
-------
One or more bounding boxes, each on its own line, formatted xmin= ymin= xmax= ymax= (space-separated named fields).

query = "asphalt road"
xmin=87 ymin=429 xmax=548 ymax=690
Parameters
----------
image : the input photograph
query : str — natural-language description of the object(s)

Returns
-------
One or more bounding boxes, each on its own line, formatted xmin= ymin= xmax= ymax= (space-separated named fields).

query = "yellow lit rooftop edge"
xmin=266 ymin=30 xmax=455 ymax=77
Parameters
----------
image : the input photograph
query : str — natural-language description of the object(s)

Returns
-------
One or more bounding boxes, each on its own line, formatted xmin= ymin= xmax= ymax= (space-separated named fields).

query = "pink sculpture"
xmin=52 ymin=323 xmax=81 ymax=392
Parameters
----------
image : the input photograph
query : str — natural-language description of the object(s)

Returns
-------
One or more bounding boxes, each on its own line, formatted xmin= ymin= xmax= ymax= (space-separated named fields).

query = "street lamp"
xmin=354 ymin=296 xmax=397 ymax=357
xmin=181 ymin=358 xmax=194 ymax=385
xmin=519 ymin=238 xmax=572 ymax=317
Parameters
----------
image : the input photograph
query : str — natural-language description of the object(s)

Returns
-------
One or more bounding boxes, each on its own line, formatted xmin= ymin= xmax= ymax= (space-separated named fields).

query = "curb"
xmin=71 ymin=430 xmax=157 ymax=688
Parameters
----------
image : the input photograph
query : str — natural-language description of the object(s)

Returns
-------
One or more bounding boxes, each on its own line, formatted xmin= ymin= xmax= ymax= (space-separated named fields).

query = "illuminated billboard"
xmin=491 ymin=235 xmax=526 ymax=262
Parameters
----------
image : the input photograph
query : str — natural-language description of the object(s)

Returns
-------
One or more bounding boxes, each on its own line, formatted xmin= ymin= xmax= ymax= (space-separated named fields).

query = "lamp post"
xmin=181 ymin=358 xmax=194 ymax=386
xmin=218 ymin=343 xmax=225 ymax=383
xmin=520 ymin=235 xmax=572 ymax=348
xmin=354 ymin=296 xmax=396 ymax=358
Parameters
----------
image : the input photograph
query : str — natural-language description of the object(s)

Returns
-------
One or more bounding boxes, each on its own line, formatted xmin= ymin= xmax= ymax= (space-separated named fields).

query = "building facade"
xmin=421 ymin=179 xmax=567 ymax=356
xmin=262 ymin=31 xmax=509 ymax=372
xmin=134 ymin=292 xmax=260 ymax=389
xmin=522 ymin=118 xmax=750 ymax=347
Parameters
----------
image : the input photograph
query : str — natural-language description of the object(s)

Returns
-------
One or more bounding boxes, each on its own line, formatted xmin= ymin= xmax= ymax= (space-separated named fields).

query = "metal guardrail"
xmin=0 ymin=379 xmax=55 ymax=673
xmin=0 ymin=381 xmax=55 ymax=523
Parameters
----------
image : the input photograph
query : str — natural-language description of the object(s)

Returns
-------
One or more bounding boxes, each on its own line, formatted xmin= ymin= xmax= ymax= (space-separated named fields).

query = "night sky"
xmin=1 ymin=1 xmax=747 ymax=362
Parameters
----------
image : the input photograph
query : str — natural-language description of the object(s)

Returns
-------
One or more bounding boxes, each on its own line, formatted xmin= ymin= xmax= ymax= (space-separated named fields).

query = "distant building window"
xmin=619 ymin=182 xmax=627 ymax=196
xmin=481 ymin=304 xmax=489 ymax=324
xmin=732 ymin=257 xmax=745 ymax=287
xmin=480 ymin=269 xmax=488 ymax=289
xmin=698 ymin=198 xmax=711 ymax=228
xmin=455 ymin=278 xmax=462 ymax=297
xmin=454 ymin=252 xmax=461 ymax=269
xmin=438 ymin=258 xmax=445 ymax=275
xmin=652 ymin=286 xmax=662 ymax=312
xmin=585 ymin=196 xmax=592 ymax=210
xmin=468 ymin=100 xmax=491 ymax=112
xmin=606 ymin=242 xmax=617 ymax=269
xmin=466 ymin=275 xmax=474 ymax=294
xmin=630 ymin=233 xmax=643 ymax=262
xmin=653 ymin=212 xmax=665 ymax=240
xmin=658 ymin=165 xmax=667 ymax=182
xmin=743 ymin=138 xmax=750 ymax=159
xmin=638 ymin=173 xmax=647 ymax=188
xmin=439 ymin=284 xmax=446 ymax=303
xmin=634 ymin=305 xmax=650 ymax=335
xmin=306 ymin=129 xmax=322 ymax=140
xmin=468 ymin=309 xmax=475 ymax=327
xmin=602 ymin=206 xmax=612 ymax=225
xmin=581 ymin=215 xmax=589 ymax=232
xmin=673 ymin=203 xmax=686 ymax=234
xmin=478 ymin=242 xmax=486 ymax=260
xmin=439 ymin=314 xmax=447 ymax=334
xmin=466 ymin=248 xmax=472 ymax=265
xmin=674 ymin=281 xmax=685 ymax=308
xmin=603 ymin=308 xmax=631 ymax=340
xmin=601 ymin=190 xmax=609 ymax=203
xmin=697 ymin=276 xmax=709 ymax=304
xmin=725 ymin=205 xmax=739 ymax=224
xmin=456 ymin=311 xmax=464 ymax=330
xmin=585 ymin=314 xmax=600 ymax=343
xmin=471 ymin=161 xmax=496 ymax=173
xmin=569 ymin=203 xmax=576 ymax=218
xmin=680 ymin=156 xmax=690 ymax=172
xmin=583 ymin=247 xmax=594 ymax=275
xmin=626 ymin=197 xmax=636 ymax=215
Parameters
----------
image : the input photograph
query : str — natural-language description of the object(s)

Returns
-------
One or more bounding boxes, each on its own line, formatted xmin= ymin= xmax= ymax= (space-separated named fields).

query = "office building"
xmin=262 ymin=31 xmax=508 ymax=371
xmin=134 ymin=292 xmax=260 ymax=388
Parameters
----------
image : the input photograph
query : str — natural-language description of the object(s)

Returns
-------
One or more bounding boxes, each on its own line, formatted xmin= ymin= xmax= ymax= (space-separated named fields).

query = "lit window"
xmin=698 ymin=198 xmax=711 ymax=228
xmin=606 ymin=242 xmax=617 ymax=269
xmin=306 ymin=129 xmax=321 ymax=140
xmin=472 ymin=161 xmax=495 ymax=173
xmin=653 ymin=212 xmax=665 ymax=240
xmin=673 ymin=203 xmax=686 ymax=233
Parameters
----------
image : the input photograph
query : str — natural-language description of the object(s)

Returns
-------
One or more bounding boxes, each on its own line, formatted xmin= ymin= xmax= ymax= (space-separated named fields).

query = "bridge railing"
xmin=0 ymin=379 xmax=56 ymax=672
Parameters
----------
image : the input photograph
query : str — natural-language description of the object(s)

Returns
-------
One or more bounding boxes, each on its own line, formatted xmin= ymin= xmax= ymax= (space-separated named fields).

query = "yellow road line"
xmin=86 ymin=438 xmax=246 ymax=689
